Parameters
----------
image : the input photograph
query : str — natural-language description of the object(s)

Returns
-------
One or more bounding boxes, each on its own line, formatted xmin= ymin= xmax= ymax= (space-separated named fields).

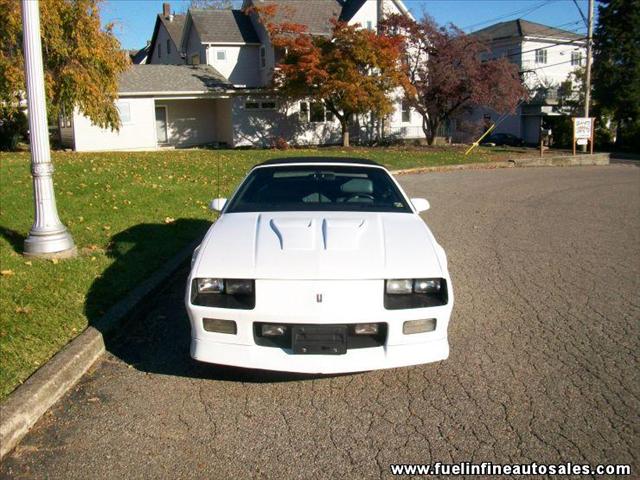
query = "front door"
xmin=155 ymin=106 xmax=168 ymax=144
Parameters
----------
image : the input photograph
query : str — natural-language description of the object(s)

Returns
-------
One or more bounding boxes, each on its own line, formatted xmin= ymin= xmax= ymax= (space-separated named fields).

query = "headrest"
xmin=340 ymin=178 xmax=373 ymax=194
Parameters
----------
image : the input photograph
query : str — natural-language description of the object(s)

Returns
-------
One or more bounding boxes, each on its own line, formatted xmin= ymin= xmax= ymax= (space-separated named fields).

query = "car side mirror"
xmin=411 ymin=198 xmax=430 ymax=213
xmin=209 ymin=198 xmax=227 ymax=212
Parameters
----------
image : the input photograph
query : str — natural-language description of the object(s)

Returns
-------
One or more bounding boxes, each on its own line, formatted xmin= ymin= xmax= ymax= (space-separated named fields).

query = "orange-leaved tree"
xmin=252 ymin=5 xmax=411 ymax=147
xmin=0 ymin=0 xmax=129 ymax=132
xmin=380 ymin=14 xmax=526 ymax=145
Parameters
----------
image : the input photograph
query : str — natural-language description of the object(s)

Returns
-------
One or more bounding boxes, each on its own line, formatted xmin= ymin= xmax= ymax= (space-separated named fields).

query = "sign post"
xmin=573 ymin=117 xmax=594 ymax=155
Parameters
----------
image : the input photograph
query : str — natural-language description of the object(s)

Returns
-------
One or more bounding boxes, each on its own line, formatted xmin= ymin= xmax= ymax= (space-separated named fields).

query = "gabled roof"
xmin=148 ymin=13 xmax=186 ymax=62
xmin=118 ymin=65 xmax=231 ymax=95
xmin=188 ymin=9 xmax=260 ymax=44
xmin=473 ymin=19 xmax=584 ymax=42
xmin=129 ymin=44 xmax=150 ymax=64
xmin=256 ymin=0 xmax=343 ymax=36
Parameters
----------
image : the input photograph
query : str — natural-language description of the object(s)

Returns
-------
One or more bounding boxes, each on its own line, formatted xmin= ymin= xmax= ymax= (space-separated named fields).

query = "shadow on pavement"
xmin=88 ymin=219 xmax=342 ymax=384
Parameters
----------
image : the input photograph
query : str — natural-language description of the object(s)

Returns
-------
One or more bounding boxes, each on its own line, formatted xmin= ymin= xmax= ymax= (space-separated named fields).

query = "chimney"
xmin=162 ymin=2 xmax=171 ymax=18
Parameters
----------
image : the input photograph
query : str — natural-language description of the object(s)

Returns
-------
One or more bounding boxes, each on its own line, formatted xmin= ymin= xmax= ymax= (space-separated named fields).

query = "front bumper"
xmin=186 ymin=279 xmax=453 ymax=374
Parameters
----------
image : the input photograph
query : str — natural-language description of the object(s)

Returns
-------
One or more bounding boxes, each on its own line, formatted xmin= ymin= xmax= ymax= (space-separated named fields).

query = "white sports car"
xmin=185 ymin=158 xmax=453 ymax=374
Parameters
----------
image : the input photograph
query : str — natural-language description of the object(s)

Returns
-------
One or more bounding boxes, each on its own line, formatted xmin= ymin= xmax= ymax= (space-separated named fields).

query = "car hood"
xmin=194 ymin=212 xmax=445 ymax=280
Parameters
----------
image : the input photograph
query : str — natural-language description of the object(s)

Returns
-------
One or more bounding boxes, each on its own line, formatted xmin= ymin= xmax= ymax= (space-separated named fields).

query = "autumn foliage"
xmin=381 ymin=14 xmax=526 ymax=145
xmin=0 ymin=0 xmax=129 ymax=133
xmin=252 ymin=5 xmax=409 ymax=147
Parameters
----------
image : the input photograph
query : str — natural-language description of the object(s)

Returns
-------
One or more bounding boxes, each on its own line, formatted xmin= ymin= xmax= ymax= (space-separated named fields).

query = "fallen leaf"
xmin=1 ymin=270 xmax=15 ymax=276
xmin=164 ymin=217 xmax=175 ymax=224
xmin=50 ymin=258 xmax=59 ymax=265
xmin=15 ymin=306 xmax=32 ymax=314
xmin=24 ymin=261 xmax=32 ymax=266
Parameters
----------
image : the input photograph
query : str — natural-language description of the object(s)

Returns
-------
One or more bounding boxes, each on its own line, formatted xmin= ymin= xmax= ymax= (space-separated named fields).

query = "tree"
xmin=380 ymin=15 xmax=526 ymax=145
xmin=190 ymin=0 xmax=233 ymax=9
xmin=254 ymin=5 xmax=409 ymax=147
xmin=593 ymin=0 xmax=640 ymax=149
xmin=0 ymin=0 xmax=129 ymax=134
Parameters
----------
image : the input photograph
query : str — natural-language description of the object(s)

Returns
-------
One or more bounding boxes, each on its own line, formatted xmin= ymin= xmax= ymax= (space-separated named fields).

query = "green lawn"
xmin=0 ymin=146 xmax=521 ymax=399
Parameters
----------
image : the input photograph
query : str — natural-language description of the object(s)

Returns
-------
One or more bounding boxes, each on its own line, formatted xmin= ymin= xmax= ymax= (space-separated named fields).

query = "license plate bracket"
xmin=291 ymin=325 xmax=347 ymax=355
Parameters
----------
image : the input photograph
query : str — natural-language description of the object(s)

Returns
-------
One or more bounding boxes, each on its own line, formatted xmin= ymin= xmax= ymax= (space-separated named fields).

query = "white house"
xmin=471 ymin=19 xmax=587 ymax=144
xmin=61 ymin=0 xmax=424 ymax=151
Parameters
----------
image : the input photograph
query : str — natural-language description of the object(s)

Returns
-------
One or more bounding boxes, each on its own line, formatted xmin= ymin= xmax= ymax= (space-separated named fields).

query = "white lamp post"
xmin=22 ymin=0 xmax=75 ymax=258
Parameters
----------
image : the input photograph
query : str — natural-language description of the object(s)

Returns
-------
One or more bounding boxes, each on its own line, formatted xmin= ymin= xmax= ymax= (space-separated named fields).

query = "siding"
xmin=73 ymin=98 xmax=157 ymax=152
xmin=206 ymin=45 xmax=260 ymax=87
xmin=149 ymin=23 xmax=184 ymax=65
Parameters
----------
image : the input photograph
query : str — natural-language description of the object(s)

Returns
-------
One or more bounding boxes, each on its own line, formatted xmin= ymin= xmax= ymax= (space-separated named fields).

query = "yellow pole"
xmin=465 ymin=124 xmax=496 ymax=156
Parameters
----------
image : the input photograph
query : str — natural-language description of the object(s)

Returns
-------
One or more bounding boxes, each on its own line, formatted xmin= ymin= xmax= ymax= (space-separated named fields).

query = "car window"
xmin=226 ymin=165 xmax=412 ymax=213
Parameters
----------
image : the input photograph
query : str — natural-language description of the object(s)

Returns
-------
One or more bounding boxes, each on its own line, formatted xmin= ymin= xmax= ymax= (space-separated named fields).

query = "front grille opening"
xmin=253 ymin=322 xmax=387 ymax=350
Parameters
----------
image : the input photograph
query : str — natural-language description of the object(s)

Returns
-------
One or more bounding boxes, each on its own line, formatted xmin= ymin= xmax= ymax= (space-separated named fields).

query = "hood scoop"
xmin=322 ymin=218 xmax=366 ymax=251
xmin=269 ymin=217 xmax=367 ymax=251
xmin=270 ymin=218 xmax=315 ymax=250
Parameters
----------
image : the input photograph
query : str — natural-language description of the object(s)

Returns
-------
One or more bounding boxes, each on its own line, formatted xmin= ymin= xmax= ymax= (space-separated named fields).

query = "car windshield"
xmin=225 ymin=165 xmax=412 ymax=213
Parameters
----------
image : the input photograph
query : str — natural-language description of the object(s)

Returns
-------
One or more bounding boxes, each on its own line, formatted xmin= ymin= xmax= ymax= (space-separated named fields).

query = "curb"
xmin=0 ymin=239 xmax=201 ymax=460
xmin=390 ymin=153 xmax=610 ymax=176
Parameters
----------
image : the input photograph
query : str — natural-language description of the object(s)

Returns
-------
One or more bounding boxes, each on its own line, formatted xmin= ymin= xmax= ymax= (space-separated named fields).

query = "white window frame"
xmin=535 ymin=49 xmax=547 ymax=64
xmin=117 ymin=101 xmax=132 ymax=124
xmin=245 ymin=99 xmax=277 ymax=111
xmin=571 ymin=51 xmax=582 ymax=66
xmin=401 ymin=100 xmax=411 ymax=123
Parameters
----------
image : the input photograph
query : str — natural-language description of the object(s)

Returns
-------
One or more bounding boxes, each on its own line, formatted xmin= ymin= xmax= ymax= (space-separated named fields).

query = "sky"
xmin=101 ymin=0 xmax=591 ymax=51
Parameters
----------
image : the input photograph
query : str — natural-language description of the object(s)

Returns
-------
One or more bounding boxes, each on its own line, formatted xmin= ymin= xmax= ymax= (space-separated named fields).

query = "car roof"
xmin=255 ymin=157 xmax=383 ymax=168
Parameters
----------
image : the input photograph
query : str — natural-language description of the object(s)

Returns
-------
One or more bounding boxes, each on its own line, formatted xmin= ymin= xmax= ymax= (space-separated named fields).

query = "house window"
xmin=117 ymin=102 xmax=131 ymax=123
xmin=535 ymin=49 xmax=547 ymax=64
xmin=167 ymin=39 xmax=171 ymax=55
xmin=216 ymin=50 xmax=226 ymax=61
xmin=401 ymin=100 xmax=411 ymax=123
xmin=310 ymin=102 xmax=326 ymax=122
xmin=245 ymin=100 xmax=277 ymax=110
xmin=157 ymin=44 xmax=162 ymax=58
xmin=260 ymin=46 xmax=267 ymax=68
xmin=299 ymin=102 xmax=332 ymax=123
xmin=191 ymin=53 xmax=200 ymax=65
xmin=299 ymin=102 xmax=309 ymax=121
xmin=571 ymin=51 xmax=582 ymax=66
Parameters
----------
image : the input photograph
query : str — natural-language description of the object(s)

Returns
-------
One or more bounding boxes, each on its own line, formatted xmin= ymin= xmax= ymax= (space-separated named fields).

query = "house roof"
xmin=473 ymin=19 xmax=584 ymax=42
xmin=257 ymin=0 xmax=343 ymax=36
xmin=189 ymin=9 xmax=260 ymax=43
xmin=118 ymin=65 xmax=231 ymax=94
xmin=129 ymin=44 xmax=150 ymax=64
xmin=159 ymin=14 xmax=187 ymax=46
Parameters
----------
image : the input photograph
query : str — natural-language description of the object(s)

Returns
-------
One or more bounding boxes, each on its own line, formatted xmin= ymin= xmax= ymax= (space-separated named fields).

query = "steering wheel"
xmin=346 ymin=193 xmax=375 ymax=202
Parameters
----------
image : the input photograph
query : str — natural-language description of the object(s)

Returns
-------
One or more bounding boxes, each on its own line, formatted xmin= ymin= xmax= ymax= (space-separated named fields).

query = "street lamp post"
xmin=22 ymin=0 xmax=75 ymax=258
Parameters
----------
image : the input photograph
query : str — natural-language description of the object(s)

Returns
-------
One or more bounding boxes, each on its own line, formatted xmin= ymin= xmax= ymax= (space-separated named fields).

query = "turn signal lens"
xmin=225 ymin=279 xmax=254 ymax=295
xmin=261 ymin=324 xmax=287 ymax=337
xmin=385 ymin=279 xmax=413 ymax=294
xmin=403 ymin=319 xmax=437 ymax=335
xmin=354 ymin=323 xmax=379 ymax=335
xmin=413 ymin=279 xmax=441 ymax=294
xmin=197 ymin=278 xmax=224 ymax=294
xmin=203 ymin=318 xmax=237 ymax=334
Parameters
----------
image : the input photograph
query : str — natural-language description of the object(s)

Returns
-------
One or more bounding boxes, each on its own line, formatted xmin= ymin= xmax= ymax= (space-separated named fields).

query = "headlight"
xmin=191 ymin=278 xmax=255 ymax=310
xmin=384 ymin=278 xmax=448 ymax=309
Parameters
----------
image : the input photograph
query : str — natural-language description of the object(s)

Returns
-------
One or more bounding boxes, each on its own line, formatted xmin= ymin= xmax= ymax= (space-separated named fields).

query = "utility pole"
xmin=584 ymin=0 xmax=594 ymax=119
xmin=22 ymin=0 xmax=76 ymax=258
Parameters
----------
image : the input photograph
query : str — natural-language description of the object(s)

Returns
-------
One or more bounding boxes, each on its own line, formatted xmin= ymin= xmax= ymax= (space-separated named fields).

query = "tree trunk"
xmin=341 ymin=120 xmax=350 ymax=147
xmin=422 ymin=115 xmax=436 ymax=146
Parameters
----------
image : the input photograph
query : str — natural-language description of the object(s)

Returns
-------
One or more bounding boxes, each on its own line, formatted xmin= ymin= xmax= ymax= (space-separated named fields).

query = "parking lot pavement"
xmin=1 ymin=165 xmax=638 ymax=479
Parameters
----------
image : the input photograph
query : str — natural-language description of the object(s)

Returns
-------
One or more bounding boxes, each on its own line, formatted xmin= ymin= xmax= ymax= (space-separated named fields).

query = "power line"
xmin=462 ymin=1 xmax=551 ymax=31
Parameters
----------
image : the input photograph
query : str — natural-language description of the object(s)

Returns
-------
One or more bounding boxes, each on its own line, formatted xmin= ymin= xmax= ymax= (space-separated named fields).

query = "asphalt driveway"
xmin=2 ymin=165 xmax=638 ymax=479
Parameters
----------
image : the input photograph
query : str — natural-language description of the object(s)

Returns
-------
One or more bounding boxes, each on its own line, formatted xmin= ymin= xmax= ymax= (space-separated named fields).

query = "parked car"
xmin=185 ymin=157 xmax=454 ymax=374
xmin=481 ymin=133 xmax=525 ymax=147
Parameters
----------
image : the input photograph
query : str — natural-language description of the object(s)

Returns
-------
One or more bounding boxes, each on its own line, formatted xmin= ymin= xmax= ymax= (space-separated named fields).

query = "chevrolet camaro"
xmin=185 ymin=157 xmax=454 ymax=373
